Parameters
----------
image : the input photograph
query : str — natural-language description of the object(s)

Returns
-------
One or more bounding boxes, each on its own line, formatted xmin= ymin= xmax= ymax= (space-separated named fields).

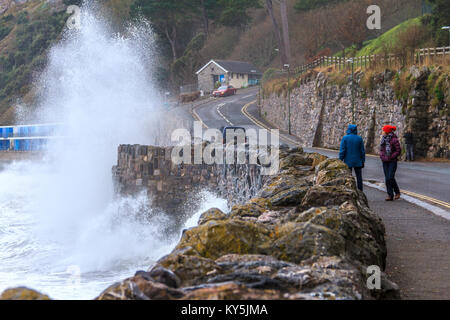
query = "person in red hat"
xmin=380 ymin=125 xmax=401 ymax=201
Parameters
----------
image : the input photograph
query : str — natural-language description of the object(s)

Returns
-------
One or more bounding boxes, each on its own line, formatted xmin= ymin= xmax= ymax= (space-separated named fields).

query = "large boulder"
xmin=155 ymin=253 xmax=222 ymax=287
xmin=0 ymin=287 xmax=50 ymax=300
xmin=96 ymin=275 xmax=184 ymax=300
xmin=175 ymin=219 xmax=273 ymax=259
xmin=181 ymin=282 xmax=284 ymax=300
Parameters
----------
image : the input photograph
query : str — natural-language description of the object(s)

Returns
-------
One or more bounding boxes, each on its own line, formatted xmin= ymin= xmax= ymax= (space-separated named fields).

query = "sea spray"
xmin=0 ymin=3 xmax=227 ymax=299
xmin=30 ymin=4 xmax=164 ymax=270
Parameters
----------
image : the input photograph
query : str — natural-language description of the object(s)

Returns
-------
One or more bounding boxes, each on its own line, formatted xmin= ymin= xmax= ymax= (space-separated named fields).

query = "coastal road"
xmin=191 ymin=87 xmax=450 ymax=299
xmin=192 ymin=88 xmax=450 ymax=207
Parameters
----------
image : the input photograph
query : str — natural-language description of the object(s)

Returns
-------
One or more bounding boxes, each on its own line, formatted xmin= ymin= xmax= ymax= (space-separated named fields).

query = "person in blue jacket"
xmin=339 ymin=124 xmax=366 ymax=191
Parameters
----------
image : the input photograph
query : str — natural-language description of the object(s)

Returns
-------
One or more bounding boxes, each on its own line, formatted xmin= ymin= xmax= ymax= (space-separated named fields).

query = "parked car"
xmin=213 ymin=85 xmax=237 ymax=97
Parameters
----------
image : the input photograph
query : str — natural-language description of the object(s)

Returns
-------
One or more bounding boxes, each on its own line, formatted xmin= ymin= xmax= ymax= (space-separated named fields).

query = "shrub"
xmin=393 ymin=71 xmax=411 ymax=101
xmin=16 ymin=11 xmax=29 ymax=24
xmin=0 ymin=25 xmax=12 ymax=41
xmin=360 ymin=71 xmax=376 ymax=92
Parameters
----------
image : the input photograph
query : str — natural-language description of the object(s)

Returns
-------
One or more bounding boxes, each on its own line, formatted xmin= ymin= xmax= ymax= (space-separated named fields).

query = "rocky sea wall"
xmin=1 ymin=146 xmax=399 ymax=300
xmin=96 ymin=146 xmax=399 ymax=300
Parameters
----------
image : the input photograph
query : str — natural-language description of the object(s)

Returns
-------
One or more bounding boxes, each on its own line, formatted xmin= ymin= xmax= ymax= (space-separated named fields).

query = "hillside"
xmin=0 ymin=0 xmax=68 ymax=123
xmin=166 ymin=0 xmax=426 ymax=88
xmin=333 ymin=17 xmax=435 ymax=58
xmin=0 ymin=0 xmax=441 ymax=124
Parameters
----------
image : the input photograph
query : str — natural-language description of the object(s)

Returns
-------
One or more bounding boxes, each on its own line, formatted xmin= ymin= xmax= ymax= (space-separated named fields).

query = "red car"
xmin=213 ymin=85 xmax=237 ymax=97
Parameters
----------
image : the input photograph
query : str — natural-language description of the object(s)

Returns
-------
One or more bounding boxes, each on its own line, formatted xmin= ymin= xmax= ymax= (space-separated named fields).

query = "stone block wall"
xmin=262 ymin=67 xmax=448 ymax=158
xmin=113 ymin=144 xmax=269 ymax=216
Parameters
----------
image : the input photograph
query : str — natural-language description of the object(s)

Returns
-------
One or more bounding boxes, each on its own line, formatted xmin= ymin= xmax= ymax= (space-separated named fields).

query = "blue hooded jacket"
xmin=339 ymin=124 xmax=365 ymax=168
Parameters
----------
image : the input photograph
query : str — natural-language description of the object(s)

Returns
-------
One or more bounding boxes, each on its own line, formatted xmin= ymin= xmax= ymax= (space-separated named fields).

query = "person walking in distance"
xmin=403 ymin=129 xmax=415 ymax=161
xmin=339 ymin=124 xmax=365 ymax=191
xmin=380 ymin=125 xmax=401 ymax=201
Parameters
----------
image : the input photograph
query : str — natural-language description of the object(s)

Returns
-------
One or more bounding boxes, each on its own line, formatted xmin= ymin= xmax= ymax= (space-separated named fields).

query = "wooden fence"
xmin=273 ymin=46 xmax=450 ymax=78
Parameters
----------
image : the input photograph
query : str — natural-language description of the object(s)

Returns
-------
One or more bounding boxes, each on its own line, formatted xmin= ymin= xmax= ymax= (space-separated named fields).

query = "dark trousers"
xmin=351 ymin=167 xmax=363 ymax=191
xmin=383 ymin=161 xmax=400 ymax=198
xmin=406 ymin=144 xmax=414 ymax=161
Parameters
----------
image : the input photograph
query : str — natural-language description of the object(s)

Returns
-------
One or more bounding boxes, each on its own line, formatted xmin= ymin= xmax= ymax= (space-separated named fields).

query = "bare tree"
xmin=300 ymin=9 xmax=330 ymax=62
xmin=334 ymin=0 xmax=371 ymax=55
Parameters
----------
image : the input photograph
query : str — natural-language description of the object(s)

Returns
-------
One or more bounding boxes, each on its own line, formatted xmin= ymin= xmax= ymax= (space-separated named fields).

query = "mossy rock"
xmin=300 ymin=185 xmax=359 ymax=210
xmin=230 ymin=201 xmax=269 ymax=218
xmin=294 ymin=207 xmax=328 ymax=223
xmin=280 ymin=153 xmax=314 ymax=170
xmin=0 ymin=287 xmax=50 ymax=300
xmin=308 ymin=208 xmax=386 ymax=268
xmin=319 ymin=176 xmax=356 ymax=189
xmin=180 ymin=282 xmax=284 ymax=300
xmin=269 ymin=185 xmax=309 ymax=207
xmin=175 ymin=219 xmax=272 ymax=260
xmin=271 ymin=222 xmax=346 ymax=264
xmin=306 ymin=153 xmax=328 ymax=168
xmin=156 ymin=253 xmax=221 ymax=287
xmin=259 ymin=175 xmax=310 ymax=199
xmin=315 ymin=158 xmax=349 ymax=173
xmin=96 ymin=276 xmax=184 ymax=300
xmin=198 ymin=208 xmax=227 ymax=225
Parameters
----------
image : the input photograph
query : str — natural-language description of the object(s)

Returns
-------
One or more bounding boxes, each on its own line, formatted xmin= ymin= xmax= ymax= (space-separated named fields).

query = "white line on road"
xmin=217 ymin=104 xmax=234 ymax=126
xmin=364 ymin=181 xmax=450 ymax=220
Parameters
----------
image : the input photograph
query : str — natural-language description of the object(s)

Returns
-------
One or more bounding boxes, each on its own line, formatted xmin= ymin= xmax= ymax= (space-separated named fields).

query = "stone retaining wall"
xmin=262 ymin=67 xmax=448 ymax=158
xmin=112 ymin=143 xmax=269 ymax=216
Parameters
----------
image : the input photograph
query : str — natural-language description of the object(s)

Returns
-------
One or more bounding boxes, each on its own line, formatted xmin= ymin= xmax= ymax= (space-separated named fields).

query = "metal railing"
xmin=180 ymin=83 xmax=199 ymax=94
xmin=0 ymin=123 xmax=62 ymax=151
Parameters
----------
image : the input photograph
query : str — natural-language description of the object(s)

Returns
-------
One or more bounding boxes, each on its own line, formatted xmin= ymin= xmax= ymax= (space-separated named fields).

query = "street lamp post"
xmin=284 ymin=64 xmax=291 ymax=135
xmin=442 ymin=26 xmax=450 ymax=51
xmin=347 ymin=58 xmax=355 ymax=124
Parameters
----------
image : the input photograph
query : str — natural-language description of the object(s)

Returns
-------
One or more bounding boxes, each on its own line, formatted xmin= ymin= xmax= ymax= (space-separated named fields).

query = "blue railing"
xmin=0 ymin=123 xmax=61 ymax=152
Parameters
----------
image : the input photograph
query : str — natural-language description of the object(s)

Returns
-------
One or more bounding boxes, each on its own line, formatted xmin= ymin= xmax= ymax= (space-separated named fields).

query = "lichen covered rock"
xmin=175 ymin=219 xmax=273 ymax=259
xmin=96 ymin=275 xmax=184 ymax=300
xmin=0 ymin=287 xmax=50 ymax=300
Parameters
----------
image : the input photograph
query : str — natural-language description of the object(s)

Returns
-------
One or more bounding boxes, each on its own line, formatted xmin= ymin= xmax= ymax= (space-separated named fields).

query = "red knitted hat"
xmin=382 ymin=125 xmax=396 ymax=133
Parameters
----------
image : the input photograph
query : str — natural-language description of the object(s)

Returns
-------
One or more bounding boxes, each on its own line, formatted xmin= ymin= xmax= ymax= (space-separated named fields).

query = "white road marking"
xmin=216 ymin=103 xmax=234 ymax=126
xmin=364 ymin=181 xmax=450 ymax=220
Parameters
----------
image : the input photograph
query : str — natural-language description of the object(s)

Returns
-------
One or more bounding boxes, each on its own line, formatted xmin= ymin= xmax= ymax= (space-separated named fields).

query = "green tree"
xmin=216 ymin=0 xmax=261 ymax=27
xmin=294 ymin=0 xmax=346 ymax=12
xmin=194 ymin=0 xmax=221 ymax=36
xmin=424 ymin=0 xmax=450 ymax=46
xmin=131 ymin=0 xmax=195 ymax=62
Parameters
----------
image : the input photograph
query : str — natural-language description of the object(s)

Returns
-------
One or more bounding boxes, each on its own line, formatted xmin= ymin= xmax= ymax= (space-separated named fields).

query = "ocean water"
xmin=0 ymin=3 xmax=228 ymax=299
xmin=0 ymin=160 xmax=227 ymax=299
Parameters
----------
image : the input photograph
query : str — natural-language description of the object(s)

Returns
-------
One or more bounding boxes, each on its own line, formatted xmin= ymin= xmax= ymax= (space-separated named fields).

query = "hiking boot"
xmin=385 ymin=197 xmax=394 ymax=201
xmin=394 ymin=194 xmax=401 ymax=200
